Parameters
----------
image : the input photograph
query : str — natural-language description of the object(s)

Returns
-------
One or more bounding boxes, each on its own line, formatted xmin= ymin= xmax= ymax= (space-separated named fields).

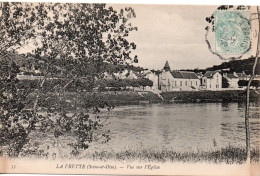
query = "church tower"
xmin=163 ymin=61 xmax=171 ymax=71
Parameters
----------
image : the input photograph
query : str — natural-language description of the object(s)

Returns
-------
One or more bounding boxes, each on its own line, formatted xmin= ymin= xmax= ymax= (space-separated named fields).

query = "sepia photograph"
xmin=0 ymin=1 xmax=260 ymax=175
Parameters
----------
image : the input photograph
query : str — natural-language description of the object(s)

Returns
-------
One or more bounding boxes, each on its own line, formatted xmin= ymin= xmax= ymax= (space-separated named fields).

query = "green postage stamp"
xmin=215 ymin=11 xmax=251 ymax=55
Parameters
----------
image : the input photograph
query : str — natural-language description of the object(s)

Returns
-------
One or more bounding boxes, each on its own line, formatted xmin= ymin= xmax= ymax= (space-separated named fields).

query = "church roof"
xmin=181 ymin=71 xmax=199 ymax=79
xmin=163 ymin=61 xmax=171 ymax=71
xmin=170 ymin=71 xmax=183 ymax=78
xmin=170 ymin=71 xmax=199 ymax=79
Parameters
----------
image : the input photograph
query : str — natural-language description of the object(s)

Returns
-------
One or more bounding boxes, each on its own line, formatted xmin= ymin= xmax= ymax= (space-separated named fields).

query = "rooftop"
xmin=237 ymin=73 xmax=249 ymax=78
xmin=163 ymin=61 xmax=171 ymax=71
xmin=226 ymin=74 xmax=238 ymax=79
xmin=204 ymin=71 xmax=219 ymax=78
xmin=170 ymin=71 xmax=199 ymax=79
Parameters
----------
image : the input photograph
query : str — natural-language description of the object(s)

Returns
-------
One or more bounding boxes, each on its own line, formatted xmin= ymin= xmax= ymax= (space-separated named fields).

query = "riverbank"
xmin=101 ymin=91 xmax=162 ymax=105
xmin=101 ymin=89 xmax=259 ymax=105
xmin=161 ymin=90 xmax=259 ymax=103
xmin=29 ymin=89 xmax=259 ymax=109
xmin=82 ymin=146 xmax=259 ymax=164
xmin=28 ymin=90 xmax=162 ymax=110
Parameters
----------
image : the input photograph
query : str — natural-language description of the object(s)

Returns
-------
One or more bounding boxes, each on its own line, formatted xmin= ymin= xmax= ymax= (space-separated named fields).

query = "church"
xmin=159 ymin=61 xmax=200 ymax=92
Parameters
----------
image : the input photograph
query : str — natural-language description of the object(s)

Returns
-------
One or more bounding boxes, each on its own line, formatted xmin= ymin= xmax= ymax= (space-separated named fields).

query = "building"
xmin=142 ymin=70 xmax=160 ymax=92
xmin=237 ymin=71 xmax=250 ymax=81
xmin=201 ymin=71 xmax=222 ymax=90
xmin=196 ymin=72 xmax=204 ymax=86
xmin=223 ymin=72 xmax=239 ymax=89
xmin=254 ymin=75 xmax=260 ymax=81
xmin=159 ymin=61 xmax=200 ymax=92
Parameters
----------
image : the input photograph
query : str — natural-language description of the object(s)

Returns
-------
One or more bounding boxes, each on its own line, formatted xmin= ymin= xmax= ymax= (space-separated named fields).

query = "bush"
xmin=238 ymin=80 xmax=260 ymax=87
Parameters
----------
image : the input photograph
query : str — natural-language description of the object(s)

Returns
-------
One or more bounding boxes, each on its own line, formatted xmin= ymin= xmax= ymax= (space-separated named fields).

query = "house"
xmin=223 ymin=72 xmax=239 ymax=89
xmin=254 ymin=74 xmax=260 ymax=81
xmin=201 ymin=71 xmax=222 ymax=90
xmin=142 ymin=70 xmax=160 ymax=92
xmin=237 ymin=71 xmax=250 ymax=81
xmin=159 ymin=61 xmax=200 ymax=92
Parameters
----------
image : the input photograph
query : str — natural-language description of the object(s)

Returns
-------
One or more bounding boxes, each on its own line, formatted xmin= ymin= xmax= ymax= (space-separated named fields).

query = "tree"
xmin=138 ymin=78 xmax=153 ymax=90
xmin=128 ymin=79 xmax=141 ymax=87
xmin=97 ymin=80 xmax=107 ymax=91
xmin=238 ymin=80 xmax=260 ymax=88
xmin=205 ymin=5 xmax=260 ymax=162
xmin=0 ymin=55 xmax=33 ymax=157
xmin=0 ymin=2 xmax=137 ymax=157
xmin=222 ymin=77 xmax=229 ymax=88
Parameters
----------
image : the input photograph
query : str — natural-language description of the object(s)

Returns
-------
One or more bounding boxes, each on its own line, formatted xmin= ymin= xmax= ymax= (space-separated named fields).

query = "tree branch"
xmin=245 ymin=6 xmax=260 ymax=162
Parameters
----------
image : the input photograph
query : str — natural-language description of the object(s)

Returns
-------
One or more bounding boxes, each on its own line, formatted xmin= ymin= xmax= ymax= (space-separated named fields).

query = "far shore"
xmin=25 ymin=89 xmax=259 ymax=109
xmin=101 ymin=89 xmax=259 ymax=105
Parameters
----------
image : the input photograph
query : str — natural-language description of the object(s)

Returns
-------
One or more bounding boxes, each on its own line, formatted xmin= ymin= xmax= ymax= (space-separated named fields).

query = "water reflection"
xmin=91 ymin=102 xmax=260 ymax=152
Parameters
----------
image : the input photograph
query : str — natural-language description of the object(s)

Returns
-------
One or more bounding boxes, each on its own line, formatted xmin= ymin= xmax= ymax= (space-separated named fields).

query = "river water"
xmin=88 ymin=102 xmax=260 ymax=152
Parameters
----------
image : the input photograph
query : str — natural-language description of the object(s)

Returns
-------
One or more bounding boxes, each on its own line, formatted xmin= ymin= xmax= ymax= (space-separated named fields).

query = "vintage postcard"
xmin=0 ymin=2 xmax=260 ymax=175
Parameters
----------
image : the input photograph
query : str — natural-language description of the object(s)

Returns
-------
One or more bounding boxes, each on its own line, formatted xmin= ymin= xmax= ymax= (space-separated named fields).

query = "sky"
xmin=110 ymin=4 xmax=255 ymax=70
xmin=15 ymin=3 xmax=257 ymax=71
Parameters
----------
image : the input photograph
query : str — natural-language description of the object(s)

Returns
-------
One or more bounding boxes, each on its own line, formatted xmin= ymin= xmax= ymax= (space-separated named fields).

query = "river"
xmin=88 ymin=102 xmax=260 ymax=152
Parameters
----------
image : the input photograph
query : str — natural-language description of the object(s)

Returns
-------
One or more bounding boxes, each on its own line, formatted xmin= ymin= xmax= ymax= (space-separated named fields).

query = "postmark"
xmin=215 ymin=11 xmax=251 ymax=55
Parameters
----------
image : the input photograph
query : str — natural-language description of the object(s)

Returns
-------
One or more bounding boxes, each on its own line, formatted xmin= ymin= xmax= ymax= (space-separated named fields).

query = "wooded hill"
xmin=180 ymin=57 xmax=260 ymax=75
xmin=104 ymin=57 xmax=260 ymax=76
xmin=11 ymin=53 xmax=260 ymax=76
xmin=206 ymin=57 xmax=260 ymax=74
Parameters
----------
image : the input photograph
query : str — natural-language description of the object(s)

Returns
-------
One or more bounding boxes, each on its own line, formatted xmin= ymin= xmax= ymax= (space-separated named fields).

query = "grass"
xmin=82 ymin=146 xmax=260 ymax=164
xmin=5 ymin=132 xmax=260 ymax=164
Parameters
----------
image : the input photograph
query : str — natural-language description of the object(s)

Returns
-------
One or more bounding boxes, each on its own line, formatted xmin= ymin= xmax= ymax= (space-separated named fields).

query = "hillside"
xmin=7 ymin=52 xmax=260 ymax=76
xmin=206 ymin=57 xmax=260 ymax=74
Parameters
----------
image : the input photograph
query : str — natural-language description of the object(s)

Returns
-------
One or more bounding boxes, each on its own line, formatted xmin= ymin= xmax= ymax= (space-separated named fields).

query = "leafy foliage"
xmin=206 ymin=57 xmax=260 ymax=75
xmin=238 ymin=80 xmax=260 ymax=88
xmin=96 ymin=78 xmax=153 ymax=90
xmin=0 ymin=2 xmax=137 ymax=158
xmin=205 ymin=5 xmax=260 ymax=161
xmin=0 ymin=54 xmax=33 ymax=157
xmin=222 ymin=77 xmax=230 ymax=88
